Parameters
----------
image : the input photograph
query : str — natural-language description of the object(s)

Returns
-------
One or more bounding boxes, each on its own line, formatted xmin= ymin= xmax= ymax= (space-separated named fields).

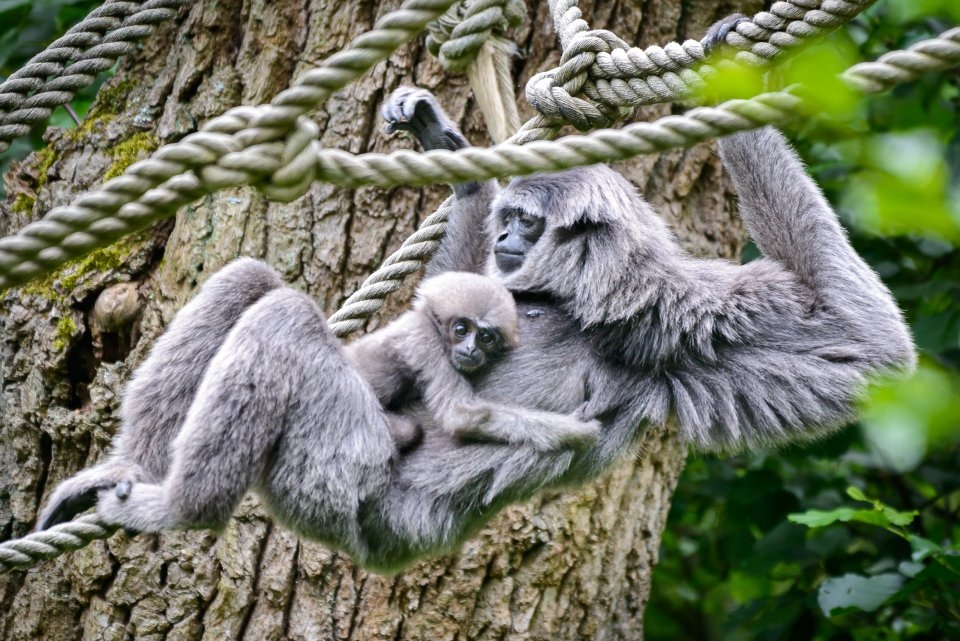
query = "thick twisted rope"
xmin=327 ymin=199 xmax=453 ymax=336
xmin=0 ymin=0 xmax=190 ymax=154
xmin=0 ymin=515 xmax=116 ymax=573
xmin=0 ymin=0 xmax=865 ymax=293
xmin=427 ymin=0 xmax=525 ymax=142
xmin=3 ymin=22 xmax=959 ymax=577
xmin=511 ymin=0 xmax=879 ymax=143
xmin=0 ymin=0 xmax=457 ymax=292
xmin=300 ymin=25 xmax=960 ymax=339
xmin=426 ymin=0 xmax=525 ymax=72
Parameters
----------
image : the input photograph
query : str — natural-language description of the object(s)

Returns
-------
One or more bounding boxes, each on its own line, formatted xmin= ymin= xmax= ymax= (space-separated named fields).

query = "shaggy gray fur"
xmin=38 ymin=87 xmax=915 ymax=572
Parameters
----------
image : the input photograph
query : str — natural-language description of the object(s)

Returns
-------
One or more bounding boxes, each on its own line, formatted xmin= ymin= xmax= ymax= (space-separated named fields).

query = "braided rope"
xmin=426 ymin=0 xmax=525 ymax=72
xmin=0 ymin=0 xmax=457 ymax=292
xmin=0 ymin=0 xmax=868 ymax=293
xmin=0 ymin=515 xmax=116 ymax=573
xmin=511 ymin=0 xmax=879 ymax=143
xmin=0 ymin=0 xmax=190 ymax=154
xmin=327 ymin=199 xmax=453 ymax=336
xmin=306 ymin=28 xmax=960 ymax=189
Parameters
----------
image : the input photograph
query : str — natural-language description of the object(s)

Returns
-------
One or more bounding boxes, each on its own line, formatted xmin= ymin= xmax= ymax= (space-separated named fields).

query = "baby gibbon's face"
xmin=446 ymin=317 xmax=510 ymax=375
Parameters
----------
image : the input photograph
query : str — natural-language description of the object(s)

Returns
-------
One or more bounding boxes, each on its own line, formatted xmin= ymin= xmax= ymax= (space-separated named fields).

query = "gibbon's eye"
xmin=478 ymin=329 xmax=496 ymax=347
xmin=453 ymin=321 xmax=470 ymax=338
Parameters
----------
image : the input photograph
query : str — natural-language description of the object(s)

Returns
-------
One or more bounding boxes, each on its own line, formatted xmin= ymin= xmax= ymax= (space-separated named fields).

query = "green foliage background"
xmin=647 ymin=2 xmax=960 ymax=639
xmin=0 ymin=0 xmax=108 ymax=197
xmin=1 ymin=1 xmax=958 ymax=639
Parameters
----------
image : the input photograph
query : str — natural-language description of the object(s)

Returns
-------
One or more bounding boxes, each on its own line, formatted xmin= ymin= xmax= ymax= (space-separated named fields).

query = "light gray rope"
xmin=0 ymin=0 xmax=867 ymax=293
xmin=304 ymin=25 xmax=960 ymax=344
xmin=0 ymin=0 xmax=458 ymax=292
xmin=0 ymin=515 xmax=116 ymax=573
xmin=427 ymin=0 xmax=525 ymax=142
xmin=0 ymin=0 xmax=190 ymax=154
xmin=511 ymin=0 xmax=879 ymax=143
xmin=327 ymin=199 xmax=453 ymax=336
xmin=426 ymin=0 xmax=525 ymax=72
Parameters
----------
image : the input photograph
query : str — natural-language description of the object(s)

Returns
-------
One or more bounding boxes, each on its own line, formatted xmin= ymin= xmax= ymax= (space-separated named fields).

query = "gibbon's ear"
xmin=413 ymin=289 xmax=447 ymax=338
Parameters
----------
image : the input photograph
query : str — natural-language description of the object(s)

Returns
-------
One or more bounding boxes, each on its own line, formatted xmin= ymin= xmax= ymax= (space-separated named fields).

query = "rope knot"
xmin=426 ymin=0 xmax=525 ymax=72
xmin=525 ymin=28 xmax=635 ymax=130
xmin=195 ymin=106 xmax=320 ymax=202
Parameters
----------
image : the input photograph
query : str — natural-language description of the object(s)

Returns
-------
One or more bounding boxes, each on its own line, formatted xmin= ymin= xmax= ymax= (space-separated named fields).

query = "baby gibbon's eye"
xmin=453 ymin=320 xmax=470 ymax=337
xmin=478 ymin=329 xmax=496 ymax=346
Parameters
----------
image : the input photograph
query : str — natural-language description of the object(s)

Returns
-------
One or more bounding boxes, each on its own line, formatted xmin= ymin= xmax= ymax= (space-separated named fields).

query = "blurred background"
xmin=649 ymin=2 xmax=960 ymax=639
xmin=1 ymin=1 xmax=957 ymax=639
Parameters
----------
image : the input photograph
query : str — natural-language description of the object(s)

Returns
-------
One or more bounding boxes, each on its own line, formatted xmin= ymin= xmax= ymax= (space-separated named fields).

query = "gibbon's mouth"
xmin=494 ymin=250 xmax=524 ymax=273
xmin=454 ymin=352 xmax=483 ymax=373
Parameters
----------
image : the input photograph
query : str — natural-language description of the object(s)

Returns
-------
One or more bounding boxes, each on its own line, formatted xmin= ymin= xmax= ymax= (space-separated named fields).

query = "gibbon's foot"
xmin=37 ymin=480 xmax=116 ymax=530
xmin=381 ymin=86 xmax=470 ymax=152
xmin=97 ymin=485 xmax=147 ymax=535
xmin=701 ymin=13 xmax=749 ymax=53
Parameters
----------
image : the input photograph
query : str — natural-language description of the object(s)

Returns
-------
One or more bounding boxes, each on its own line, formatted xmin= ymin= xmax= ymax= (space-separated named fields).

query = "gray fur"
xmin=347 ymin=271 xmax=601 ymax=450
xmin=37 ymin=259 xmax=284 ymax=530
xmin=39 ymin=86 xmax=915 ymax=573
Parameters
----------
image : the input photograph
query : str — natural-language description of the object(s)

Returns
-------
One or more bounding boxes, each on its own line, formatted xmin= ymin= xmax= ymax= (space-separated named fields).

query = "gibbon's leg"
xmin=37 ymin=258 xmax=283 ymax=530
xmin=97 ymin=288 xmax=396 ymax=559
xmin=114 ymin=258 xmax=285 ymax=478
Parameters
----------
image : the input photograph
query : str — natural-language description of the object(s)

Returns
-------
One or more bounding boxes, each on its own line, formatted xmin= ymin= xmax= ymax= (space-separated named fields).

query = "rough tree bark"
xmin=0 ymin=0 xmax=761 ymax=639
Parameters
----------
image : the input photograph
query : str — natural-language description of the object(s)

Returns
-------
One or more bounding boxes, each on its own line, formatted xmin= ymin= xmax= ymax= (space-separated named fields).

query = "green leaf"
xmin=846 ymin=486 xmax=869 ymax=502
xmin=788 ymin=507 xmax=894 ymax=528
xmin=880 ymin=505 xmax=917 ymax=527
xmin=817 ymin=573 xmax=905 ymax=616
xmin=789 ymin=508 xmax=858 ymax=527
xmin=908 ymin=535 xmax=944 ymax=562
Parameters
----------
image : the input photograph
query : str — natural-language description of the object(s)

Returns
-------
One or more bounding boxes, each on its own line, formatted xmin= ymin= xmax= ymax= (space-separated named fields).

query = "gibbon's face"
xmin=447 ymin=317 xmax=508 ymax=374
xmin=493 ymin=207 xmax=545 ymax=274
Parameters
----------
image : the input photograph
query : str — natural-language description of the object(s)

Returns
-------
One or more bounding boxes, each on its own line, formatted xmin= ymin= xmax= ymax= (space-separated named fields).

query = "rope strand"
xmin=0 ymin=0 xmax=191 ymax=153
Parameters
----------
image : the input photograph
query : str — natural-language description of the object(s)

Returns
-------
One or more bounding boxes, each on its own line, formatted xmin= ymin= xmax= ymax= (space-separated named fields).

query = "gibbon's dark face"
xmin=447 ymin=317 xmax=507 ymax=374
xmin=494 ymin=207 xmax=546 ymax=274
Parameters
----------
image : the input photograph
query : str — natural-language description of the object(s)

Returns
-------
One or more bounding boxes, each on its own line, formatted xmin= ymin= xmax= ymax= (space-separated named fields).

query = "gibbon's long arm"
xmin=381 ymin=87 xmax=494 ymax=277
xmin=381 ymin=87 xmax=915 ymax=454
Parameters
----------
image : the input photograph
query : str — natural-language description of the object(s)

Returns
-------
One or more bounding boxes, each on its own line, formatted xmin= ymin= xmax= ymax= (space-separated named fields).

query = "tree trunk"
xmin=0 ymin=0 xmax=759 ymax=638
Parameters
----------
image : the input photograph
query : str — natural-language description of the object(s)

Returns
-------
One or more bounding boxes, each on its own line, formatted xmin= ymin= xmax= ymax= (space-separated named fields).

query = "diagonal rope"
xmin=327 ymin=199 xmax=453 ymax=336
xmin=0 ymin=0 xmax=870 ymax=293
xmin=0 ymin=0 xmax=458 ymax=292
xmin=0 ymin=0 xmax=191 ymax=154
xmin=0 ymin=515 xmax=116 ymax=573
